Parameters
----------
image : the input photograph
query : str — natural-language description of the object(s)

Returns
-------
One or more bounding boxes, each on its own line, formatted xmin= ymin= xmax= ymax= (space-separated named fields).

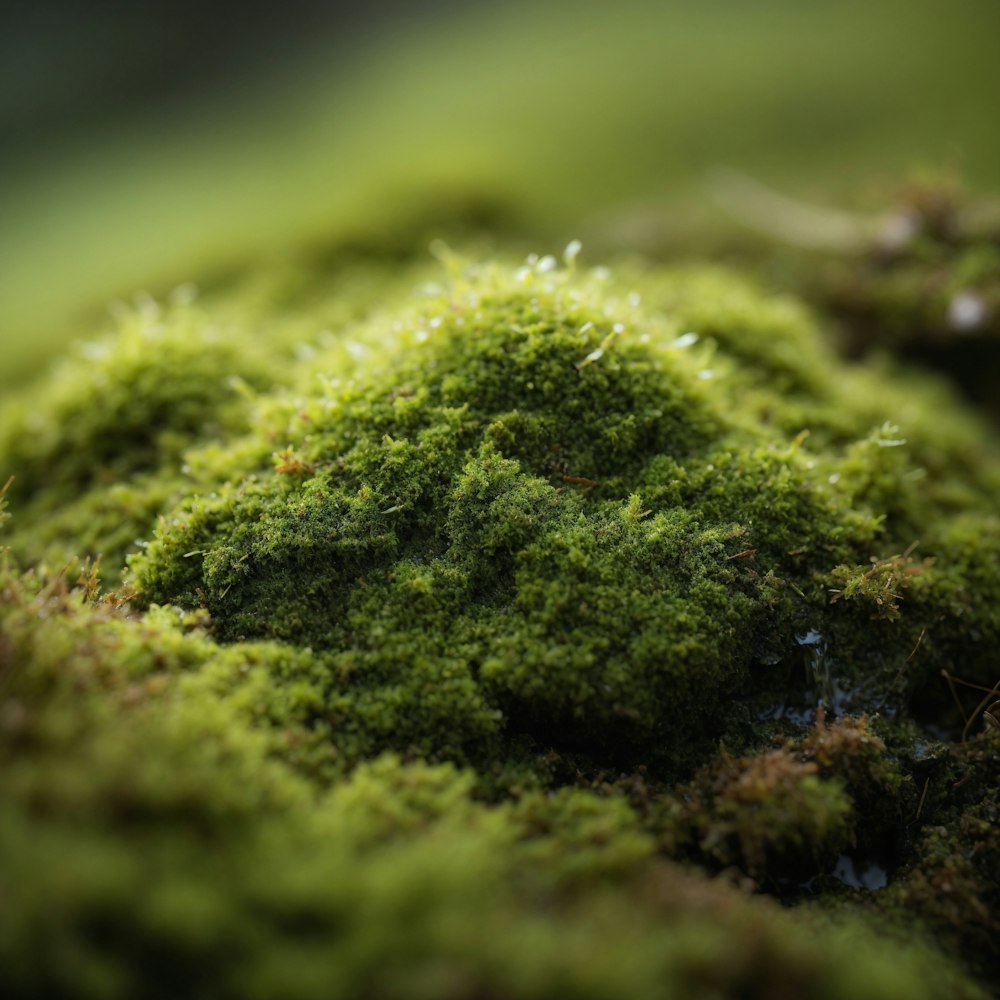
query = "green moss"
xmin=757 ymin=177 xmax=1000 ymax=426
xmin=821 ymin=179 xmax=1000 ymax=346
xmin=0 ymin=297 xmax=275 ymax=580
xmin=2 ymin=244 xmax=1000 ymax=998
xmin=674 ymin=745 xmax=854 ymax=881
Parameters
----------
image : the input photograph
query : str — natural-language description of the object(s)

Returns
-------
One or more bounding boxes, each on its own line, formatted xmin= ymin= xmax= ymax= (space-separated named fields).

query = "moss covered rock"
xmin=1 ymin=242 xmax=999 ymax=999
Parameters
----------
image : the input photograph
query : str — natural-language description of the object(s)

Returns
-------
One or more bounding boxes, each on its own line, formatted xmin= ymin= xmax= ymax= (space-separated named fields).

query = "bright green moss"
xmin=2 ymin=244 xmax=1000 ymax=998
xmin=120 ymin=255 xmax=1000 ymax=762
xmin=0 ymin=298 xmax=276 ymax=580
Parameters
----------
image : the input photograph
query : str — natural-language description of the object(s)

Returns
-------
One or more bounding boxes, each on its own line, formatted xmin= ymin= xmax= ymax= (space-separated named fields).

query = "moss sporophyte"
xmin=1 ymin=241 xmax=999 ymax=1000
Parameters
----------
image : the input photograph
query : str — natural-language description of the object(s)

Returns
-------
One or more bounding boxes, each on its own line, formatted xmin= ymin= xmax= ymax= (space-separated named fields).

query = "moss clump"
xmin=821 ymin=179 xmax=1000 ymax=349
xmin=674 ymin=745 xmax=855 ymax=881
xmin=651 ymin=715 xmax=910 ymax=887
xmin=125 ymin=255 xmax=1000 ymax=761
xmin=2 ymin=244 xmax=1000 ymax=998
xmin=725 ymin=177 xmax=1000 ymax=426
xmin=861 ymin=730 xmax=1000 ymax=987
xmin=0 ymin=295 xmax=279 ymax=580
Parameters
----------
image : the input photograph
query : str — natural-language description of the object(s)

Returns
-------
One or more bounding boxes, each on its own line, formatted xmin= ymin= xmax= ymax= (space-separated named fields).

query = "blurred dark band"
xmin=1 ymin=0 xmax=470 ymax=155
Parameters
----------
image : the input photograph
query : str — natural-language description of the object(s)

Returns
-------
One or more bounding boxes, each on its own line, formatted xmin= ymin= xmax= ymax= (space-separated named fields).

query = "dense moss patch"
xmin=2 ymin=246 xmax=999 ymax=998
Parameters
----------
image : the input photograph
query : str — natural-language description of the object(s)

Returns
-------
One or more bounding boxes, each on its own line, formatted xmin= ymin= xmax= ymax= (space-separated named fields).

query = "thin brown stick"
xmin=946 ymin=674 xmax=1000 ymax=696
xmin=961 ymin=678 xmax=1000 ymax=744
xmin=877 ymin=628 xmax=927 ymax=711
xmin=561 ymin=475 xmax=599 ymax=489
xmin=904 ymin=628 xmax=926 ymax=665
xmin=914 ymin=777 xmax=930 ymax=822
xmin=941 ymin=669 xmax=969 ymax=725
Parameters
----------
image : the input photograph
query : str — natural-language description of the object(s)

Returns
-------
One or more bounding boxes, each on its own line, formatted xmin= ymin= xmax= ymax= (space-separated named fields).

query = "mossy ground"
xmin=2 ymin=220 xmax=999 ymax=998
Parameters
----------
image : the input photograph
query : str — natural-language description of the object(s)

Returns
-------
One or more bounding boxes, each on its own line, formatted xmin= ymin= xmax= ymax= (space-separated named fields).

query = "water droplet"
xmin=669 ymin=332 xmax=699 ymax=349
xmin=948 ymin=290 xmax=986 ymax=332
xmin=833 ymin=854 xmax=888 ymax=890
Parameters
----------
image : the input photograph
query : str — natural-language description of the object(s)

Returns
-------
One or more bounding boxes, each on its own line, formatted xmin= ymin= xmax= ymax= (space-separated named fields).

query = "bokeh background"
xmin=2 ymin=0 xmax=999 ymax=384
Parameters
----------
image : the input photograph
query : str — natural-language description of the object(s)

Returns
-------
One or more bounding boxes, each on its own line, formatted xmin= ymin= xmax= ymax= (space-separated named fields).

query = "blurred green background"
xmin=2 ymin=0 xmax=999 ymax=385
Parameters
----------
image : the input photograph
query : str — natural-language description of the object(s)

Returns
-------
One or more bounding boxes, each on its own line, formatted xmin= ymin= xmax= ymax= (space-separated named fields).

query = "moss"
xmin=748 ymin=177 xmax=1000 ymax=425
xmin=0 ymin=297 xmax=276 ymax=581
xmin=820 ymin=728 xmax=1000 ymax=989
xmin=822 ymin=178 xmax=1000 ymax=347
xmin=673 ymin=744 xmax=854 ymax=882
xmin=622 ymin=714 xmax=909 ymax=889
xmin=3 ymin=243 xmax=1000 ymax=998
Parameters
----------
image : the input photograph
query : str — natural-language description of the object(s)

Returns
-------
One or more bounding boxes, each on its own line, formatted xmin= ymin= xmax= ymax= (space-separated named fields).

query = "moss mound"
xmin=1 ymin=244 xmax=999 ymax=998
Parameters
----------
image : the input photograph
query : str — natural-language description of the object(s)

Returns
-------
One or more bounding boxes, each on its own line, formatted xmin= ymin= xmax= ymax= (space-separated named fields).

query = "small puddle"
xmin=758 ymin=628 xmax=860 ymax=723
